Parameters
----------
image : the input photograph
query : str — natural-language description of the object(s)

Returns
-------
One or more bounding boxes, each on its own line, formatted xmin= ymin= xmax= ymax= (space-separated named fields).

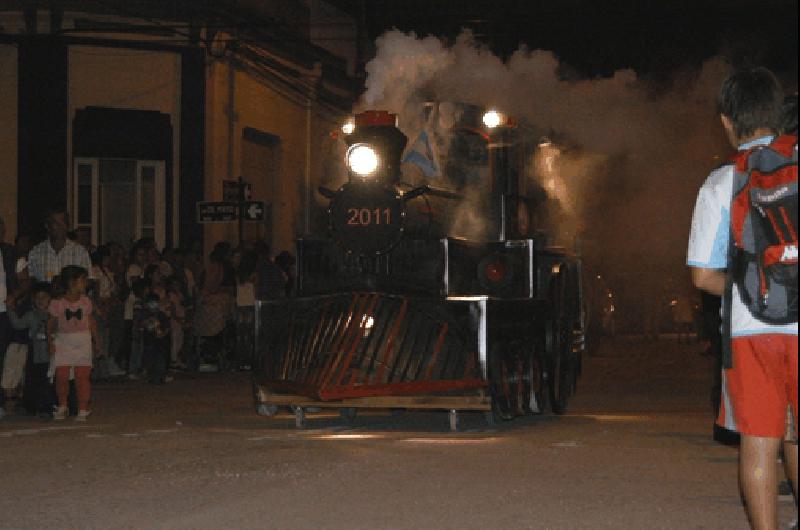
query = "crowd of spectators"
xmin=0 ymin=208 xmax=294 ymax=419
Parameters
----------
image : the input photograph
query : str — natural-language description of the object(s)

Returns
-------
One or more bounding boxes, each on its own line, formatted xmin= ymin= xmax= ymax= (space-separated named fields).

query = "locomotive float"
xmin=252 ymin=104 xmax=586 ymax=429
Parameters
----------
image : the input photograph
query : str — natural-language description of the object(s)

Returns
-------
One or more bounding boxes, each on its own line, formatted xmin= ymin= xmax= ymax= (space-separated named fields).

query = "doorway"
xmin=73 ymin=157 xmax=166 ymax=249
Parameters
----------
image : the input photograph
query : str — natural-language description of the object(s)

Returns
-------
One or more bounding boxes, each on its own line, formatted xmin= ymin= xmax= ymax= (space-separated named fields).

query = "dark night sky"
xmin=331 ymin=0 xmax=798 ymax=81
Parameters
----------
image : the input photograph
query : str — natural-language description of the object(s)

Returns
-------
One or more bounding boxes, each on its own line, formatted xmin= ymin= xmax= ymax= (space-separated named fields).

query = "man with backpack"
xmin=688 ymin=67 xmax=797 ymax=530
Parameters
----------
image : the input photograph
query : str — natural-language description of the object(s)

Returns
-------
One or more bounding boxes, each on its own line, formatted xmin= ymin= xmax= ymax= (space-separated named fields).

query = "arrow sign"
xmin=242 ymin=201 xmax=265 ymax=221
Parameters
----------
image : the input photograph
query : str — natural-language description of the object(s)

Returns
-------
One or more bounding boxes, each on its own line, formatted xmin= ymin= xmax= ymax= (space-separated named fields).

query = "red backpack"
xmin=729 ymin=134 xmax=798 ymax=326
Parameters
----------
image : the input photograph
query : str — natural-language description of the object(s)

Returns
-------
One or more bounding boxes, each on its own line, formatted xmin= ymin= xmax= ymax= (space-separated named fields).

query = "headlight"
xmin=482 ymin=110 xmax=504 ymax=129
xmin=346 ymin=144 xmax=379 ymax=177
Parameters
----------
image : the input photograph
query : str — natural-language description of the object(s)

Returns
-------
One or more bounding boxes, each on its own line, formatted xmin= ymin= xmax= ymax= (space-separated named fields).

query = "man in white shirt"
xmin=27 ymin=210 xmax=92 ymax=284
xmin=688 ymin=68 xmax=796 ymax=530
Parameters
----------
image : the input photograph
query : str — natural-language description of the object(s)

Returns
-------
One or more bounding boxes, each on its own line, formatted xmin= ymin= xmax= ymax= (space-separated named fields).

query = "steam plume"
xmin=357 ymin=29 xmax=741 ymax=299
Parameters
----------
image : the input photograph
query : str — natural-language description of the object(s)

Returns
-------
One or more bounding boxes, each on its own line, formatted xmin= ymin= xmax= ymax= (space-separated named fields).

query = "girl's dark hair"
xmin=59 ymin=265 xmax=88 ymax=291
xmin=716 ymin=67 xmax=784 ymax=139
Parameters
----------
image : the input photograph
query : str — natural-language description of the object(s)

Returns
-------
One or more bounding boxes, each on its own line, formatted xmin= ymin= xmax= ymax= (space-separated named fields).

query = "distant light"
xmin=596 ymin=274 xmax=601 ymax=279
xmin=482 ymin=110 xmax=503 ymax=129
xmin=342 ymin=119 xmax=355 ymax=135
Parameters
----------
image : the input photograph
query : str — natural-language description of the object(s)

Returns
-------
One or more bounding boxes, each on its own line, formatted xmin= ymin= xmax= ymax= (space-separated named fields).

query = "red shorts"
xmin=717 ymin=334 xmax=798 ymax=438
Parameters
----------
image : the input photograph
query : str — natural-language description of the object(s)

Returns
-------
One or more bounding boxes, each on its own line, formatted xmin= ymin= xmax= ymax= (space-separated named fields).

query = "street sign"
xmin=196 ymin=201 xmax=239 ymax=223
xmin=196 ymin=201 xmax=266 ymax=223
xmin=223 ymin=179 xmax=252 ymax=202
xmin=242 ymin=201 xmax=266 ymax=221
xmin=222 ymin=180 xmax=239 ymax=202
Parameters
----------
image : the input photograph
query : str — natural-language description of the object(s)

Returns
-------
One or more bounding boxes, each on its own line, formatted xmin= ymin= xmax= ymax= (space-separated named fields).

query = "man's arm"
xmin=691 ymin=267 xmax=725 ymax=296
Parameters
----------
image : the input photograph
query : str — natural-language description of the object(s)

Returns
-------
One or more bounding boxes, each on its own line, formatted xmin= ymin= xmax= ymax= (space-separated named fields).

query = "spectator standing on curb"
xmin=688 ymin=68 xmax=797 ymax=530
xmin=234 ymin=250 xmax=258 ymax=371
xmin=0 ymin=215 xmax=20 ymax=418
xmin=90 ymin=246 xmax=124 ymax=378
xmin=8 ymin=283 xmax=53 ymax=418
xmin=48 ymin=266 xmax=99 ymax=421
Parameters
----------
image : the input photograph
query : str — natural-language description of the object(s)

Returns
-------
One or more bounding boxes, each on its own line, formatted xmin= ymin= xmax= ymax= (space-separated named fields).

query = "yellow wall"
xmin=68 ymin=45 xmax=182 ymax=243
xmin=0 ymin=44 xmax=18 ymax=239
xmin=204 ymin=57 xmax=347 ymax=255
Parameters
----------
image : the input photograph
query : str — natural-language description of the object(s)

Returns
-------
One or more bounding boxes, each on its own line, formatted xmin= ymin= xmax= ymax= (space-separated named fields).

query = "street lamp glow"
xmin=482 ymin=110 xmax=503 ymax=129
xmin=346 ymin=144 xmax=379 ymax=177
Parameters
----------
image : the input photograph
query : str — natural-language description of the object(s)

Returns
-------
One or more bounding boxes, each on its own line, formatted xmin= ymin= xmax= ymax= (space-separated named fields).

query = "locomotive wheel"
xmin=549 ymin=271 xmax=578 ymax=415
xmin=526 ymin=349 xmax=548 ymax=415
xmin=489 ymin=344 xmax=516 ymax=421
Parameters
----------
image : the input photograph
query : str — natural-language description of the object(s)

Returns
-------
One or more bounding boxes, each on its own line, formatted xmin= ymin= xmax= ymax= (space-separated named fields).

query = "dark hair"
xmin=45 ymin=208 xmax=69 ymax=223
xmin=237 ymin=250 xmax=259 ymax=283
xmin=717 ymin=68 xmax=784 ymax=139
xmin=131 ymin=278 xmax=150 ymax=298
xmin=59 ymin=265 xmax=88 ymax=291
xmin=145 ymin=292 xmax=161 ymax=304
xmin=91 ymin=245 xmax=111 ymax=266
xmin=253 ymin=240 xmax=271 ymax=258
xmin=30 ymin=282 xmax=52 ymax=297
xmin=143 ymin=264 xmax=160 ymax=283
xmin=210 ymin=241 xmax=232 ymax=263
xmin=780 ymin=94 xmax=798 ymax=135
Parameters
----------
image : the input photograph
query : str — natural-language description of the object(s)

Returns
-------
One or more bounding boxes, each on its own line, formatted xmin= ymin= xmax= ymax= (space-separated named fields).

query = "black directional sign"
xmin=242 ymin=201 xmax=266 ymax=221
xmin=196 ymin=201 xmax=239 ymax=223
xmin=196 ymin=201 xmax=266 ymax=223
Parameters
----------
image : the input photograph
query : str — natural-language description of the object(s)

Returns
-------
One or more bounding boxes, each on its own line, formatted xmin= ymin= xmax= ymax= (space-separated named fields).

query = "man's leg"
xmin=740 ymin=434 xmax=782 ymax=530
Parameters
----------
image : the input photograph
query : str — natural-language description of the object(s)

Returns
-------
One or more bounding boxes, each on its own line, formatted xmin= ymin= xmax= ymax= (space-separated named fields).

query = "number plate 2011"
xmin=329 ymin=183 xmax=405 ymax=255
xmin=346 ymin=207 xmax=393 ymax=226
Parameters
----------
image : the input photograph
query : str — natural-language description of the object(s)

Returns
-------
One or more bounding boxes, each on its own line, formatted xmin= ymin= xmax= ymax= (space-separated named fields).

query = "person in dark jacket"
xmin=8 ymin=283 xmax=52 ymax=417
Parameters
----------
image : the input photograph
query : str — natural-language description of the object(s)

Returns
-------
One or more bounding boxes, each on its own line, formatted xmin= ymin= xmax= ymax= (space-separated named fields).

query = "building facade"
xmin=0 ymin=0 xmax=359 ymax=253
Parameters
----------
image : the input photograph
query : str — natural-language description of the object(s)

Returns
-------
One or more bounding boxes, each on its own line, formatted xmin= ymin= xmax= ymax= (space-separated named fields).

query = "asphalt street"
xmin=1 ymin=338 xmax=796 ymax=529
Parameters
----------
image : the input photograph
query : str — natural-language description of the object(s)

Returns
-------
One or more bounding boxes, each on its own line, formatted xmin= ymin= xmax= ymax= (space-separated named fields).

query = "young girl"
xmin=48 ymin=266 xmax=99 ymax=421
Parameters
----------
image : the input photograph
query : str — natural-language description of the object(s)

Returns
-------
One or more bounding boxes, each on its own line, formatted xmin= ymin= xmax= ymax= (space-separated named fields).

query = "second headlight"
xmin=346 ymin=144 xmax=379 ymax=177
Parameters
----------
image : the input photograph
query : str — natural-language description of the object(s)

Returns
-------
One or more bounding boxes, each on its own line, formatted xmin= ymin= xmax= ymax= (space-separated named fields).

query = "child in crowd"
xmin=127 ymin=278 xmax=150 ymax=379
xmin=48 ymin=266 xmax=99 ymax=421
xmin=90 ymin=246 xmax=125 ymax=378
xmin=8 ymin=282 xmax=52 ymax=418
xmin=140 ymin=292 xmax=171 ymax=384
xmin=165 ymin=275 xmax=186 ymax=370
xmin=2 ymin=292 xmax=29 ymax=412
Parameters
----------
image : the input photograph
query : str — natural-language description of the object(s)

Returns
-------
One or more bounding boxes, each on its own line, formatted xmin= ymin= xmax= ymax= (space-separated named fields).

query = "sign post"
xmin=197 ymin=178 xmax=265 ymax=245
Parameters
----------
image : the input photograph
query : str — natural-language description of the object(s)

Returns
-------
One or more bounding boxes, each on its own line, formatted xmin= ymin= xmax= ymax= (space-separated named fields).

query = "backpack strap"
xmin=721 ymin=151 xmax=753 ymax=369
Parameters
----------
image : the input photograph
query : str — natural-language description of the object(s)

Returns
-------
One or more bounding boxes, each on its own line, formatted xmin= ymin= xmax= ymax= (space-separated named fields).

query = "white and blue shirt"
xmin=687 ymin=135 xmax=797 ymax=337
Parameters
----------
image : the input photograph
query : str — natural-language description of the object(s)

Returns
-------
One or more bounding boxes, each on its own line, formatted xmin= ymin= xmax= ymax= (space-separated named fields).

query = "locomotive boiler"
xmin=252 ymin=106 xmax=586 ymax=429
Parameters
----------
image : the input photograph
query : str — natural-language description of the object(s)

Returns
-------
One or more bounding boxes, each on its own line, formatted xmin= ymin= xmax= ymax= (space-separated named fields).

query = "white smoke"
xmin=357 ymin=29 xmax=738 ymax=290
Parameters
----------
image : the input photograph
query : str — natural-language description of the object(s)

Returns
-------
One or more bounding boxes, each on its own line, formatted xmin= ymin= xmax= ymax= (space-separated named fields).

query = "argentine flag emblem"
xmin=402 ymin=131 xmax=441 ymax=178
